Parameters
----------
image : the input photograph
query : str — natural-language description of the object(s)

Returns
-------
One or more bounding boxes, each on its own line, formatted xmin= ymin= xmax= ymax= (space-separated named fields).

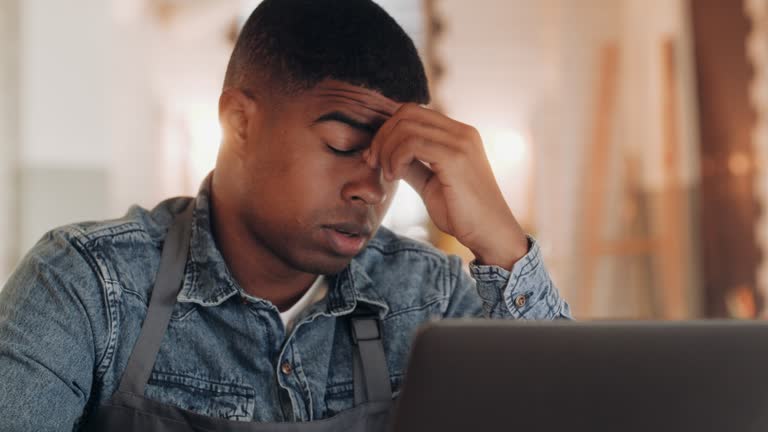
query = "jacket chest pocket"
xmin=323 ymin=374 xmax=403 ymax=417
xmin=145 ymin=371 xmax=256 ymax=421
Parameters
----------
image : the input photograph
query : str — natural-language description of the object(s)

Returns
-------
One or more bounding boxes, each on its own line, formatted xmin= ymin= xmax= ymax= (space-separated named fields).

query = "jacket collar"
xmin=176 ymin=172 xmax=389 ymax=318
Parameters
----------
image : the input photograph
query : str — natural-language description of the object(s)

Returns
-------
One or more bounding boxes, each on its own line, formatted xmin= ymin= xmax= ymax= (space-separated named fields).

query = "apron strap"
xmin=350 ymin=315 xmax=392 ymax=405
xmin=117 ymin=201 xmax=195 ymax=395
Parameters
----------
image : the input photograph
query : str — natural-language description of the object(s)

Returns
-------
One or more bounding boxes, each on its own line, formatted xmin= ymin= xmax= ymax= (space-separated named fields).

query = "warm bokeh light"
xmin=382 ymin=182 xmax=430 ymax=242
xmin=480 ymin=128 xmax=533 ymax=225
xmin=186 ymin=103 xmax=223 ymax=186
xmin=484 ymin=129 xmax=529 ymax=168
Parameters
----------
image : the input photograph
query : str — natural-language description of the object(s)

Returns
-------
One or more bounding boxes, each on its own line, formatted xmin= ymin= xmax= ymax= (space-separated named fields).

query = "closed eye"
xmin=326 ymin=143 xmax=362 ymax=157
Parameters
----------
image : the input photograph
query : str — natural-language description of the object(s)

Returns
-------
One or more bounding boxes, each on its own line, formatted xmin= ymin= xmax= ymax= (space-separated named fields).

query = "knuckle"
xmin=462 ymin=125 xmax=481 ymax=141
xmin=400 ymin=103 xmax=419 ymax=115
xmin=388 ymin=119 xmax=409 ymax=138
xmin=403 ymin=120 xmax=423 ymax=137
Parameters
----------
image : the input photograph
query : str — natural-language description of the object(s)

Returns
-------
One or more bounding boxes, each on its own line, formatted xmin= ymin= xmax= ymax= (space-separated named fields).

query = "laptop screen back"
xmin=391 ymin=320 xmax=768 ymax=432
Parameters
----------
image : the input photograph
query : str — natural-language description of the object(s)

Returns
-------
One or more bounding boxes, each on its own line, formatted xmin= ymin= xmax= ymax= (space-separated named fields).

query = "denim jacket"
xmin=0 ymin=177 xmax=571 ymax=431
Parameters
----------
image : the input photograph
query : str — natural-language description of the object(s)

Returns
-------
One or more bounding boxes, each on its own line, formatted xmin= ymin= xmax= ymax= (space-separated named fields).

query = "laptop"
xmin=390 ymin=320 xmax=768 ymax=432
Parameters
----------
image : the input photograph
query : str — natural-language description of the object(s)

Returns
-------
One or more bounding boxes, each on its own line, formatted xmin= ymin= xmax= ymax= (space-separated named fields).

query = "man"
xmin=0 ymin=0 xmax=571 ymax=430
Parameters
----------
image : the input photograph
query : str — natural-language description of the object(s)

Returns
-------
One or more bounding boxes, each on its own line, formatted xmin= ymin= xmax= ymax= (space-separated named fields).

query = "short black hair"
xmin=223 ymin=0 xmax=430 ymax=104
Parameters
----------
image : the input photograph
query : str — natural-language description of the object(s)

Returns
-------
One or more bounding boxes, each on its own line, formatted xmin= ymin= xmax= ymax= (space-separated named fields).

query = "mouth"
xmin=322 ymin=223 xmax=372 ymax=256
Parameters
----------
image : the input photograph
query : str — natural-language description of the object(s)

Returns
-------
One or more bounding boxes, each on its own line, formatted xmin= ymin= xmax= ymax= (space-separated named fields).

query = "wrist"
xmin=470 ymin=229 xmax=529 ymax=270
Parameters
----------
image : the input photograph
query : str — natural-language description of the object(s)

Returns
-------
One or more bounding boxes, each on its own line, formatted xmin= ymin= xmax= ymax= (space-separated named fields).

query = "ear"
xmin=219 ymin=88 xmax=262 ymax=152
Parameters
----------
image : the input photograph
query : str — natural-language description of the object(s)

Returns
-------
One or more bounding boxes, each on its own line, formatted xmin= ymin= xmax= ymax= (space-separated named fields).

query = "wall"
xmin=435 ymin=0 xmax=702 ymax=318
xmin=0 ymin=0 xmax=20 ymax=285
xmin=10 ymin=0 xmax=239 ymax=257
xmin=615 ymin=0 xmax=703 ymax=318
xmin=17 ymin=0 xmax=114 ymax=255
xmin=435 ymin=0 xmax=624 ymax=313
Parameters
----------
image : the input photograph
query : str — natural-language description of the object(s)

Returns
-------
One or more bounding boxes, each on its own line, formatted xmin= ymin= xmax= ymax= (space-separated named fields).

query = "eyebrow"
xmin=313 ymin=111 xmax=379 ymax=134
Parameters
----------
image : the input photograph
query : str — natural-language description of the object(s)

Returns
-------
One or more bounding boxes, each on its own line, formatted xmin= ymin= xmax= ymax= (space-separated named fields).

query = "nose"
xmin=341 ymin=160 xmax=388 ymax=206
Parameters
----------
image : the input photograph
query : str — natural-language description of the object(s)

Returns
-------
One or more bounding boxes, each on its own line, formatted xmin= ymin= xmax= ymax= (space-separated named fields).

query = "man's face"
xmin=234 ymin=79 xmax=401 ymax=275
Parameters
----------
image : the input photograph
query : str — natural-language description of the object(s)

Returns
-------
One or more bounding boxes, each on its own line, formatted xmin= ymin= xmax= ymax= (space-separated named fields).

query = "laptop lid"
xmin=390 ymin=320 xmax=768 ymax=432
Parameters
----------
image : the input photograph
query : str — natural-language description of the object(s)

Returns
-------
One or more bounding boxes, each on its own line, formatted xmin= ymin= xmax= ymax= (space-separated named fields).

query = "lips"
xmin=323 ymin=223 xmax=372 ymax=256
xmin=325 ymin=222 xmax=372 ymax=237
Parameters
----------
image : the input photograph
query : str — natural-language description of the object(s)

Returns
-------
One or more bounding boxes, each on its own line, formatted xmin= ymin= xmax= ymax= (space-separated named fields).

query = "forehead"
xmin=299 ymin=80 xmax=402 ymax=121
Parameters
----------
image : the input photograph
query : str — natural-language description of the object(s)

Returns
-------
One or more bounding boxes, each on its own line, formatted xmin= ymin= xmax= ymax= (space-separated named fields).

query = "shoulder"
xmin=58 ymin=196 xmax=190 ymax=249
xmin=14 ymin=197 xmax=191 ymax=295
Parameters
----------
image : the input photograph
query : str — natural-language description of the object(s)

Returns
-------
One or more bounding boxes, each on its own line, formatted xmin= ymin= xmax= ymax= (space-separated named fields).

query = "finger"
xmin=391 ymin=103 xmax=469 ymax=136
xmin=402 ymin=160 xmax=434 ymax=197
xmin=378 ymin=119 xmax=459 ymax=180
xmin=370 ymin=103 xmax=470 ymax=168
xmin=385 ymin=134 xmax=458 ymax=182
xmin=387 ymin=137 xmax=422 ymax=181
xmin=369 ymin=117 xmax=400 ymax=169
xmin=379 ymin=119 xmax=418 ymax=178
xmin=388 ymin=138 xmax=436 ymax=190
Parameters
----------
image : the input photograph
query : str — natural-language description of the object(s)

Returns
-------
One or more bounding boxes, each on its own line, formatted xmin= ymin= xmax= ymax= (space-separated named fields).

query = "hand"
xmin=364 ymin=104 xmax=529 ymax=269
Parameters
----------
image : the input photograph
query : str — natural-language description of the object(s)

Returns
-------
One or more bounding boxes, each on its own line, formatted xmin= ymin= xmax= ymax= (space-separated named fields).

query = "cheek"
xmin=259 ymin=154 xmax=342 ymax=215
xmin=245 ymin=132 xmax=321 ymax=183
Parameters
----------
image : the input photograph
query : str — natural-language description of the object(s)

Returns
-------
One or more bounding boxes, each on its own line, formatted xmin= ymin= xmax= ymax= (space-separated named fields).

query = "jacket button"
xmin=281 ymin=361 xmax=293 ymax=375
xmin=514 ymin=295 xmax=527 ymax=308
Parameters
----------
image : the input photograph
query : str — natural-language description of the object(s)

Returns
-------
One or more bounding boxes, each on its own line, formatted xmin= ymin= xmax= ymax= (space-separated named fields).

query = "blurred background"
xmin=0 ymin=0 xmax=766 ymax=320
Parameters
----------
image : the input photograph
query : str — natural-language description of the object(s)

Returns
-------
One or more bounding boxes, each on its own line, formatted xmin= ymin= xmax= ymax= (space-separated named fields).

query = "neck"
xmin=209 ymin=177 xmax=317 ymax=312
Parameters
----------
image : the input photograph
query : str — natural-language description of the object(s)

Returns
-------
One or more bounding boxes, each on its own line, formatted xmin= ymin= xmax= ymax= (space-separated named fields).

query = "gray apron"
xmin=83 ymin=203 xmax=393 ymax=431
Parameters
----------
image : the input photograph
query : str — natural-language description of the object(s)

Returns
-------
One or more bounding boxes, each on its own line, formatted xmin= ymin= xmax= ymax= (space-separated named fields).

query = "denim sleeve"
xmin=0 ymin=230 xmax=105 ymax=431
xmin=443 ymin=236 xmax=572 ymax=319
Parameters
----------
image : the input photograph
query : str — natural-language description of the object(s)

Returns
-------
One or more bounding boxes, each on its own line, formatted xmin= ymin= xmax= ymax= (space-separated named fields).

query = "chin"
xmin=270 ymin=233 xmax=366 ymax=276
xmin=277 ymin=247 xmax=354 ymax=276
xmin=297 ymin=256 xmax=354 ymax=276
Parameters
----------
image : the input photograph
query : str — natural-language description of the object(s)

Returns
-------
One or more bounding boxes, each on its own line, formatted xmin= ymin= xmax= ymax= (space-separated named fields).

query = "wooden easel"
xmin=579 ymin=39 xmax=688 ymax=319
